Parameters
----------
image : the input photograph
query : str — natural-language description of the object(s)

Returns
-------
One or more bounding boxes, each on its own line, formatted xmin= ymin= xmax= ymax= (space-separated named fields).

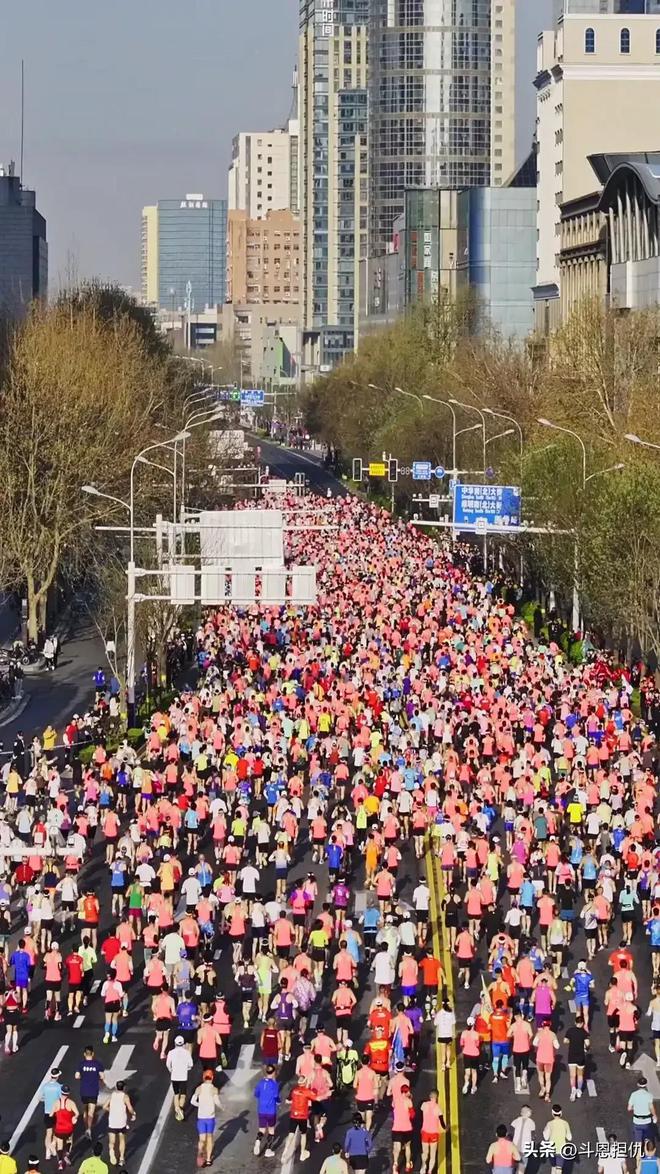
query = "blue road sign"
xmin=240 ymin=388 xmax=265 ymax=407
xmin=412 ymin=461 xmax=432 ymax=481
xmin=453 ymin=484 xmax=521 ymax=530
xmin=433 ymin=466 xmax=446 ymax=479
xmin=448 ymin=478 xmax=457 ymax=492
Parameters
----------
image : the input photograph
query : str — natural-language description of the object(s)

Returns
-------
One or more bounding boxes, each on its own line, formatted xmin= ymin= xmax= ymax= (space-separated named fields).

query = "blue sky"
xmin=0 ymin=0 xmax=299 ymax=287
xmin=0 ymin=0 xmax=550 ymax=289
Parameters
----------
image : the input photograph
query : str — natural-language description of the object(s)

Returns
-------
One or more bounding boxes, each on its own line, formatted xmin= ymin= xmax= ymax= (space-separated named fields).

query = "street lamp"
xmin=483 ymin=407 xmax=523 ymax=475
xmin=422 ymin=395 xmax=457 ymax=474
xmin=449 ymin=398 xmax=486 ymax=474
xmin=393 ymin=385 xmax=424 ymax=410
xmin=537 ymin=418 xmax=587 ymax=489
xmin=126 ymin=431 xmax=190 ymax=724
xmin=485 ymin=428 xmax=515 ymax=447
xmin=81 ymin=485 xmax=130 ymax=513
xmin=585 ymin=462 xmax=625 ymax=484
xmin=625 ymin=432 xmax=660 ymax=452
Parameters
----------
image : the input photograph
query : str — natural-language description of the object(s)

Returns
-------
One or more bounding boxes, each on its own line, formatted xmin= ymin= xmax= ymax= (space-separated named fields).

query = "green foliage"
xmin=304 ymin=295 xmax=660 ymax=656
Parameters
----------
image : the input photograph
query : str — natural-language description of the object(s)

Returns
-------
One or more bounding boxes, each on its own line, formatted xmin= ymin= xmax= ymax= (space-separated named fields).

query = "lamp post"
xmin=485 ymin=428 xmax=515 ymax=448
xmin=422 ymin=395 xmax=458 ymax=476
xmin=624 ymin=432 xmax=660 ymax=453
xmin=483 ymin=407 xmax=523 ymax=477
xmin=127 ymin=432 xmax=190 ymax=723
xmin=449 ymin=399 xmax=487 ymax=475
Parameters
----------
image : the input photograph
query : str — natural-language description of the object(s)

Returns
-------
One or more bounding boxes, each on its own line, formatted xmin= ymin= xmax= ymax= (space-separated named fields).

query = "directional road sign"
xmin=453 ymin=483 xmax=521 ymax=530
xmin=240 ymin=388 xmax=265 ymax=407
xmin=412 ymin=461 xmax=432 ymax=481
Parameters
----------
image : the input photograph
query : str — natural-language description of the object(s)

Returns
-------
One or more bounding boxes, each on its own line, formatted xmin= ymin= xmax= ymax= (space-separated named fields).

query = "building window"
xmin=620 ymin=27 xmax=630 ymax=53
xmin=585 ymin=27 xmax=595 ymax=53
xmin=656 ymin=27 xmax=660 ymax=52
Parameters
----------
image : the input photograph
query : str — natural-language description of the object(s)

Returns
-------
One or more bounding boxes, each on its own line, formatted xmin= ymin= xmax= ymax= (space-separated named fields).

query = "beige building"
xmin=141 ymin=205 xmax=159 ymax=306
xmin=534 ymin=0 xmax=660 ymax=332
xmin=228 ymin=120 xmax=299 ymax=220
xmin=226 ymin=208 xmax=300 ymax=306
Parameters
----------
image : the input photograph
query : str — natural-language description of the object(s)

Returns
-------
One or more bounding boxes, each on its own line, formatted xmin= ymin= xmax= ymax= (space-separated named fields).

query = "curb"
xmin=0 ymin=694 xmax=30 ymax=729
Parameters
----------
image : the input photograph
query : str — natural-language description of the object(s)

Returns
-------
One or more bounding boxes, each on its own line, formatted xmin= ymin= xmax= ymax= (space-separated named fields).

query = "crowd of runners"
xmin=0 ymin=491 xmax=656 ymax=1174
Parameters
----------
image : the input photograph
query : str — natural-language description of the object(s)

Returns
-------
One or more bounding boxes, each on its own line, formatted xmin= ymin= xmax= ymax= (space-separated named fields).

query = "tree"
xmin=57 ymin=281 xmax=170 ymax=362
xmin=0 ymin=306 xmax=161 ymax=639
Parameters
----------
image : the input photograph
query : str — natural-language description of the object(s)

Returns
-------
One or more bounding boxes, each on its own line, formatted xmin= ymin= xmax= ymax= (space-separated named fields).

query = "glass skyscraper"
xmin=142 ymin=195 xmax=227 ymax=310
xmin=368 ymin=0 xmax=494 ymax=255
xmin=299 ymin=0 xmax=369 ymax=373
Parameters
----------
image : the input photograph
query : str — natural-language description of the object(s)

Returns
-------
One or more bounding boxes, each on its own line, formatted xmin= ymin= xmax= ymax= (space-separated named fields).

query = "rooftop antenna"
xmin=19 ymin=59 xmax=24 ymax=182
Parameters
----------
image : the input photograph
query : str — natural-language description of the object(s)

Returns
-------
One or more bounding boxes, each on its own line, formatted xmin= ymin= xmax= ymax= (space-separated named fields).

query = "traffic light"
xmin=388 ymin=457 xmax=399 ymax=483
xmin=352 ymin=458 xmax=363 ymax=481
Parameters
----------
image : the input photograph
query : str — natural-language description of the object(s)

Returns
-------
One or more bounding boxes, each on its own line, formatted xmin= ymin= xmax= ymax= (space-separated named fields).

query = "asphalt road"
xmin=253 ymin=438 xmax=349 ymax=499
xmin=0 ymin=620 xmax=103 ymax=750
xmin=0 ymin=450 xmax=433 ymax=1174
xmin=457 ymin=882 xmax=655 ymax=1172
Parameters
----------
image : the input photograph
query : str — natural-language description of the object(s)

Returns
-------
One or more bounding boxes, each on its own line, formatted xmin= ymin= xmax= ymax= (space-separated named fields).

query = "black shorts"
xmin=289 ymin=1120 xmax=308 ymax=1136
xmin=156 ymin=1018 xmax=173 ymax=1031
xmin=276 ymin=946 xmax=290 ymax=959
xmin=104 ymin=1001 xmax=121 ymax=1014
xmin=171 ymin=1081 xmax=187 ymax=1096
xmin=416 ymin=911 xmax=428 ymax=923
xmin=392 ymin=1130 xmax=413 ymax=1144
xmin=44 ymin=1114 xmax=54 ymax=1130
xmin=82 ymin=1095 xmax=98 ymax=1106
xmin=46 ymin=981 xmax=61 ymax=993
xmin=356 ymin=1100 xmax=375 ymax=1113
xmin=293 ymin=914 xmax=306 ymax=926
xmin=463 ymin=1056 xmax=478 ymax=1069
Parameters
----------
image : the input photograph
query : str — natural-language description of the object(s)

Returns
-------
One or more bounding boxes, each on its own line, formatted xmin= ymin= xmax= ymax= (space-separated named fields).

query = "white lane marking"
xmin=354 ymin=890 xmax=368 ymax=915
xmin=223 ymin=1044 xmax=256 ymax=1097
xmin=587 ymin=1079 xmax=597 ymax=1097
xmin=214 ymin=948 xmax=222 ymax=960
xmin=136 ymin=1086 xmax=174 ymax=1174
xmin=91 ymin=980 xmax=101 ymax=994
xmin=106 ymin=1044 xmax=136 ymax=1086
xmin=561 ymin=967 xmax=569 ymax=978
xmin=596 ymin=1127 xmax=607 ymax=1146
xmin=74 ymin=1014 xmax=85 ymax=1028
xmin=568 ymin=1000 xmax=576 ymax=1014
xmin=10 ymin=1045 xmax=69 ymax=1153
xmin=310 ymin=1012 xmax=319 ymax=1030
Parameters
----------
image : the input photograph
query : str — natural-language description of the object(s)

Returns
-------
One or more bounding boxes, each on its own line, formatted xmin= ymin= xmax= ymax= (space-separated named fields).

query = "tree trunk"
xmin=26 ymin=573 xmax=38 ymax=642
xmin=38 ymin=593 xmax=47 ymax=637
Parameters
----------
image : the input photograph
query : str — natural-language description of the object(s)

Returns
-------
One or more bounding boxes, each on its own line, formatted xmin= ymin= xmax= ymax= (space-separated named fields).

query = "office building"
xmin=559 ymin=150 xmax=660 ymax=321
xmin=228 ymin=105 xmax=300 ymax=220
xmin=299 ymin=0 xmax=369 ymax=375
xmin=534 ymin=0 xmax=660 ymax=332
xmin=0 ymin=163 xmax=47 ymax=319
xmin=140 ymin=194 xmax=227 ymax=311
xmin=367 ymin=0 xmax=526 ymax=259
xmin=227 ymin=208 xmax=300 ymax=305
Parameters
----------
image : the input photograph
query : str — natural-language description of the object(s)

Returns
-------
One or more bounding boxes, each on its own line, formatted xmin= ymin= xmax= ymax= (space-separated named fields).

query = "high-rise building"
xmin=299 ymin=0 xmax=369 ymax=375
xmin=228 ymin=116 xmax=300 ymax=220
xmin=140 ymin=195 xmax=227 ymax=311
xmin=227 ymin=208 xmax=301 ymax=305
xmin=534 ymin=0 xmax=660 ymax=332
xmin=367 ymin=0 xmax=522 ymax=258
xmin=0 ymin=163 xmax=47 ymax=319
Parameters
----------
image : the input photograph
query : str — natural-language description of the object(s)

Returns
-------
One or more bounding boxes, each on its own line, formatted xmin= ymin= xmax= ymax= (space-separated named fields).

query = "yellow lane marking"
xmin=427 ymin=841 xmax=448 ymax=1173
xmin=428 ymin=847 xmax=462 ymax=1174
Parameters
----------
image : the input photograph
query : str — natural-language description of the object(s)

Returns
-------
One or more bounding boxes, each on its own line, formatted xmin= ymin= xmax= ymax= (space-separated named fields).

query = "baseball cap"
xmin=174 ymin=1035 xmax=184 ymax=1046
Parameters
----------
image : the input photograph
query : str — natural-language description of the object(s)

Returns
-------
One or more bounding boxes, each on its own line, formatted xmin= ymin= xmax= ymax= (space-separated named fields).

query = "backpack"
xmin=339 ymin=1049 xmax=359 ymax=1087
